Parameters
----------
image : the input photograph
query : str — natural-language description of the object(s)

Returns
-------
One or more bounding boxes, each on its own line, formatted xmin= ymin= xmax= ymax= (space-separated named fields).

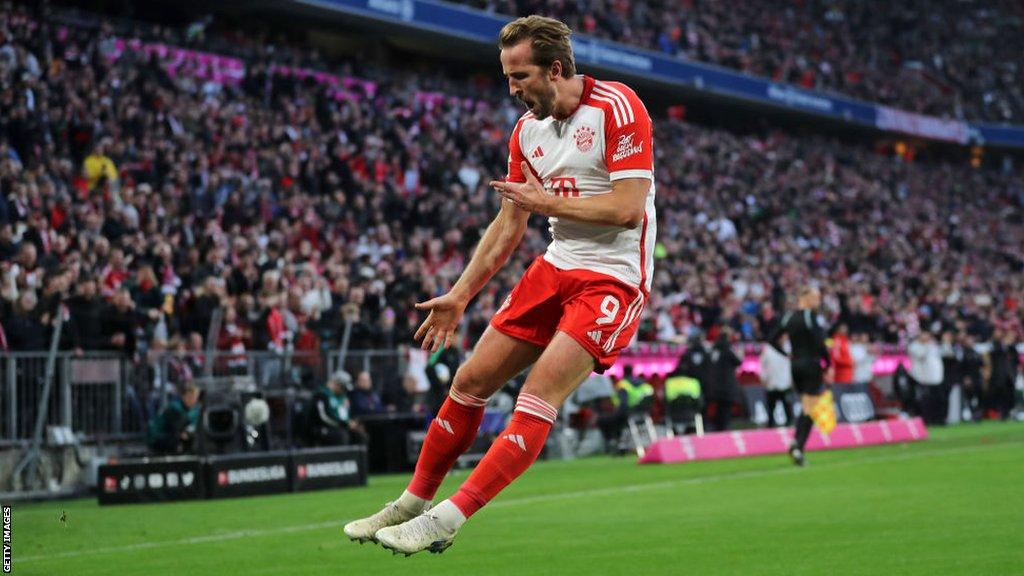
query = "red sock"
xmin=450 ymin=393 xmax=556 ymax=518
xmin=406 ymin=389 xmax=487 ymax=500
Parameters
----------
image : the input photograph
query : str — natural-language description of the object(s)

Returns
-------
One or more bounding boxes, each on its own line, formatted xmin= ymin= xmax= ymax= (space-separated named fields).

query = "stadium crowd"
xmin=463 ymin=0 xmax=1024 ymax=123
xmin=0 ymin=0 xmax=1021 ymax=384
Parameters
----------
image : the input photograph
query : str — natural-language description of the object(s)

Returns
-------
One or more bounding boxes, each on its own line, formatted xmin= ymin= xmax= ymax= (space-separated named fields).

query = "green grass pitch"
xmin=13 ymin=422 xmax=1024 ymax=575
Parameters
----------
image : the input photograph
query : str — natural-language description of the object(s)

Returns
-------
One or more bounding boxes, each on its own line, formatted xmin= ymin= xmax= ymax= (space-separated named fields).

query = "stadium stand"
xmin=459 ymin=0 xmax=1024 ymax=122
xmin=1 ymin=2 xmax=1020 ymax=366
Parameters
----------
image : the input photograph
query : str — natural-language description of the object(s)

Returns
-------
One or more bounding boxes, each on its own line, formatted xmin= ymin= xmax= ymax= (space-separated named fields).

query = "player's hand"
xmin=490 ymin=162 xmax=551 ymax=215
xmin=414 ymin=293 xmax=466 ymax=353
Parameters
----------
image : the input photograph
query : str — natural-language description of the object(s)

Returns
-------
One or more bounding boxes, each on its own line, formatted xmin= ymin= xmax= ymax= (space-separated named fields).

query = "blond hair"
xmin=499 ymin=15 xmax=575 ymax=79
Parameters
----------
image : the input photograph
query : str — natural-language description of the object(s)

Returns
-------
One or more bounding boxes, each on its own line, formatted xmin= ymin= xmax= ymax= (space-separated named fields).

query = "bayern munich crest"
xmin=574 ymin=125 xmax=596 ymax=152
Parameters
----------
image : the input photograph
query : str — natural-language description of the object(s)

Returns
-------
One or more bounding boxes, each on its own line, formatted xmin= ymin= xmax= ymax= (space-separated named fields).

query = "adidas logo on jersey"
xmin=502 ymin=434 xmax=527 ymax=451
xmin=531 ymin=146 xmax=544 ymax=159
xmin=588 ymin=330 xmax=602 ymax=345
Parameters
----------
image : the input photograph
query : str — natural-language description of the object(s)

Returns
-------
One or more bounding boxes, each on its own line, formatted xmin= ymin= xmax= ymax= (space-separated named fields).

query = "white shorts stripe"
xmin=604 ymin=292 xmax=644 ymax=353
xmin=602 ymin=292 xmax=642 ymax=354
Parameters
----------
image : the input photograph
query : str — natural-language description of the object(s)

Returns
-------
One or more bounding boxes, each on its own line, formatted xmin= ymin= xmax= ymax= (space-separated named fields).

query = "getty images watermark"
xmin=2 ymin=504 xmax=10 ymax=573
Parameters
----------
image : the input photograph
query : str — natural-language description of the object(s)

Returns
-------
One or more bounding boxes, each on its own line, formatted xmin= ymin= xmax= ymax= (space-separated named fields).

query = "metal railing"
xmin=0 ymin=348 xmax=408 ymax=446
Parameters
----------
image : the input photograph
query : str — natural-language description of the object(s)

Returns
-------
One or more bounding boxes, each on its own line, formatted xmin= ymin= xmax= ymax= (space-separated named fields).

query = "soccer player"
xmin=768 ymin=287 xmax=831 ymax=466
xmin=343 ymin=15 xmax=656 ymax=555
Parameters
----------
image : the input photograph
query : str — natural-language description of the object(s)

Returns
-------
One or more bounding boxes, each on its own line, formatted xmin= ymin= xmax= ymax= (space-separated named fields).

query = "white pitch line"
xmin=18 ymin=441 xmax=1015 ymax=563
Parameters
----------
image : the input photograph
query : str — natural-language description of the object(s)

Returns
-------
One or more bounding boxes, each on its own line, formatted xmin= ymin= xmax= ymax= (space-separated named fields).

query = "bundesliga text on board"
xmin=3 ymin=505 xmax=11 ymax=573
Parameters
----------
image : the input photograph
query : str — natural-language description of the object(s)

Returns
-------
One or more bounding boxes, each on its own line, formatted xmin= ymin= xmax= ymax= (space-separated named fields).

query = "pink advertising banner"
xmin=639 ymin=417 xmax=928 ymax=464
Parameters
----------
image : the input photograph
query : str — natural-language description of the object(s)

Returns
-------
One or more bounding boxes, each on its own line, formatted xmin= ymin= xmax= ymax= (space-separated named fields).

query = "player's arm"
xmin=449 ymin=201 xmax=529 ymax=305
xmin=413 ymin=202 xmax=528 ymax=353
xmin=414 ymin=119 xmax=531 ymax=353
xmin=494 ymin=168 xmax=648 ymax=228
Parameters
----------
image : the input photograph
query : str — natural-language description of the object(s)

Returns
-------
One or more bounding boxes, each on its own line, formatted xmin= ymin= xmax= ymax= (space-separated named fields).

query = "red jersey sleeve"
xmin=595 ymin=81 xmax=653 ymax=181
xmin=505 ymin=114 xmax=530 ymax=184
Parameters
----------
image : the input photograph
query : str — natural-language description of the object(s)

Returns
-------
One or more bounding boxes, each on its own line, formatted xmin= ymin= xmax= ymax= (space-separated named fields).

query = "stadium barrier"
xmin=97 ymin=445 xmax=367 ymax=505
xmin=0 ymin=349 xmax=408 ymax=447
xmin=639 ymin=417 xmax=928 ymax=464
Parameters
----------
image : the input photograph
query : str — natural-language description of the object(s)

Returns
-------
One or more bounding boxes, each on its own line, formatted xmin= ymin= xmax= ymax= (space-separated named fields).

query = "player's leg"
xmin=446 ymin=331 xmax=595 ymax=516
xmin=789 ymin=391 xmax=820 ymax=466
xmin=344 ymin=327 xmax=541 ymax=543
xmin=404 ymin=327 xmax=543 ymax=502
xmin=375 ymin=331 xmax=594 ymax=555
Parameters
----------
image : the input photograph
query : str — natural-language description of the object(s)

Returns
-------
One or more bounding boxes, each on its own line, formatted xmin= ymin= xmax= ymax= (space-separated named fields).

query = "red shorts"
xmin=491 ymin=256 xmax=646 ymax=372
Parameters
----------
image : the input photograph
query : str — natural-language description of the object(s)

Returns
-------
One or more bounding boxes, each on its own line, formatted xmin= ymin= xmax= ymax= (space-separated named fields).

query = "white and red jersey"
xmin=506 ymin=75 xmax=656 ymax=293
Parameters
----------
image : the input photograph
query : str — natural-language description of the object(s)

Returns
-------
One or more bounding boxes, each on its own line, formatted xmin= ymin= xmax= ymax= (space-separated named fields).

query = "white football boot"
xmin=343 ymin=499 xmax=430 ymax=544
xmin=374 ymin=511 xmax=459 ymax=556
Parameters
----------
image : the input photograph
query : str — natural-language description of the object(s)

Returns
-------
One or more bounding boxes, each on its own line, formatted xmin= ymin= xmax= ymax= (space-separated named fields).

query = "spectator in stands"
xmin=908 ymin=331 xmax=945 ymax=425
xmin=424 ymin=335 xmax=464 ymax=413
xmin=706 ymin=327 xmax=743 ymax=431
xmin=66 ymin=277 xmax=106 ymax=353
xmin=5 ymin=290 xmax=47 ymax=350
xmin=830 ymin=324 xmax=854 ymax=387
xmin=392 ymin=372 xmax=430 ymax=415
xmin=146 ymin=384 xmax=202 ymax=454
xmin=958 ymin=333 xmax=984 ymax=422
xmin=0 ymin=0 xmax=1019 ymax=380
xmin=987 ymin=330 xmax=1020 ymax=420
xmin=850 ymin=332 xmax=876 ymax=388
xmin=307 ymin=370 xmax=360 ymax=446
xmin=349 ymin=370 xmax=386 ymax=417
xmin=759 ymin=332 xmax=793 ymax=427
xmin=216 ymin=304 xmax=250 ymax=376
xmin=676 ymin=332 xmax=711 ymax=396
xmin=83 ymin=140 xmax=118 ymax=192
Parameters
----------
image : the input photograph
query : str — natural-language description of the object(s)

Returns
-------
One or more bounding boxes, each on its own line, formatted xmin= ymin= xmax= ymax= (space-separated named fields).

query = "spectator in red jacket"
xmin=830 ymin=323 xmax=854 ymax=386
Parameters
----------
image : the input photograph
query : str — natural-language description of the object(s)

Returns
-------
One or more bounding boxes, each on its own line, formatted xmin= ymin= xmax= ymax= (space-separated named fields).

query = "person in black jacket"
xmin=677 ymin=331 xmax=711 ymax=396
xmin=5 ymin=291 xmax=48 ymax=350
xmin=66 ymin=276 xmax=106 ymax=352
xmin=988 ymin=331 xmax=1019 ymax=420
xmin=707 ymin=327 xmax=742 ymax=431
xmin=768 ymin=286 xmax=831 ymax=466
xmin=958 ymin=333 xmax=984 ymax=421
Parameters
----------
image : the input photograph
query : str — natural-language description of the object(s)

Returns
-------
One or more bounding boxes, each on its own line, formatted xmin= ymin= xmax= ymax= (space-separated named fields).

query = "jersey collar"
xmin=556 ymin=75 xmax=594 ymax=121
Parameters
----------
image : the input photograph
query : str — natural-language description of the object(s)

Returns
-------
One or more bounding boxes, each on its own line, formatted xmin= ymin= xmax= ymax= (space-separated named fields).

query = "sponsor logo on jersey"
xmin=531 ymin=146 xmax=544 ymax=159
xmin=588 ymin=330 xmax=602 ymax=345
xmin=574 ymin=125 xmax=596 ymax=152
xmin=612 ymin=132 xmax=643 ymax=162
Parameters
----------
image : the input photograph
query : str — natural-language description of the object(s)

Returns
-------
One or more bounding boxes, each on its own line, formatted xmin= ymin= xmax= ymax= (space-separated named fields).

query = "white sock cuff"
xmin=515 ymin=393 xmax=558 ymax=424
xmin=449 ymin=388 xmax=488 ymax=408
xmin=433 ymin=499 xmax=467 ymax=531
xmin=397 ymin=490 xmax=431 ymax=513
